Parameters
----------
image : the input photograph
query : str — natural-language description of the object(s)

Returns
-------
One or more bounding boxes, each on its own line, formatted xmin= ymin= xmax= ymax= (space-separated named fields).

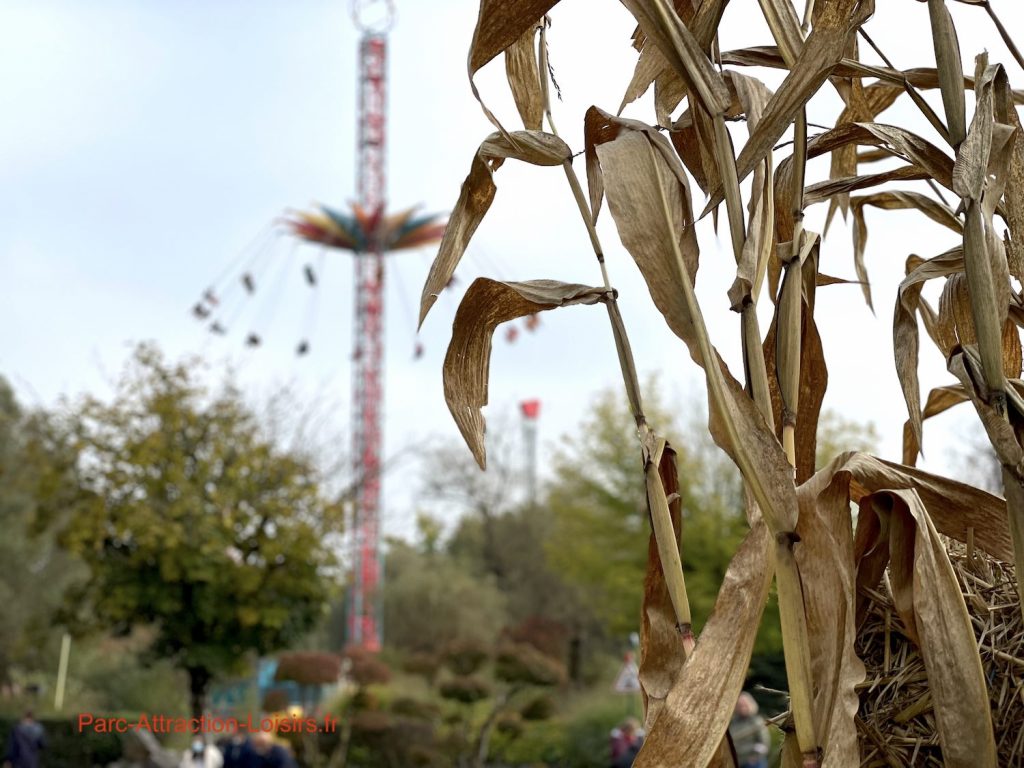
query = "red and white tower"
xmin=349 ymin=1 xmax=393 ymax=651
xmin=277 ymin=0 xmax=443 ymax=650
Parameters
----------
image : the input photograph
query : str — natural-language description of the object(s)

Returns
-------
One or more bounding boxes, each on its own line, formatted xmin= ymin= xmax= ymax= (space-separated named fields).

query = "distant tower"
xmin=520 ymin=399 xmax=541 ymax=506
xmin=200 ymin=0 xmax=447 ymax=653
xmin=348 ymin=1 xmax=390 ymax=652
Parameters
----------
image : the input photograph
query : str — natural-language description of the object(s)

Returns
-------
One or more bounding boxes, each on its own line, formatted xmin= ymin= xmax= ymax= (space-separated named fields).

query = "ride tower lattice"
xmin=278 ymin=0 xmax=445 ymax=651
xmin=349 ymin=3 xmax=390 ymax=652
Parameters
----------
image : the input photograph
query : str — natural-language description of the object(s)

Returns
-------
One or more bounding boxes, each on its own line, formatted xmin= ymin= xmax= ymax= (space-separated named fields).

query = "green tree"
xmin=51 ymin=345 xmax=341 ymax=720
xmin=0 ymin=377 xmax=83 ymax=694
xmin=382 ymin=534 xmax=507 ymax=654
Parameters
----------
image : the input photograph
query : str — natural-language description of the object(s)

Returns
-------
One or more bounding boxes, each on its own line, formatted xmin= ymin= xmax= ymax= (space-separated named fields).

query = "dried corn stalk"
xmin=423 ymin=0 xmax=1023 ymax=764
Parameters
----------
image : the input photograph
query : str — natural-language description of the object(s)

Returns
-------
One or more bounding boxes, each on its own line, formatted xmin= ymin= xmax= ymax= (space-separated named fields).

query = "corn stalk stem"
xmin=776 ymin=534 xmax=819 ymax=760
xmin=647 ymin=436 xmax=694 ymax=639
xmin=779 ymin=110 xmax=808 ymax=471
xmin=561 ymin=153 xmax=693 ymax=647
xmin=962 ymin=200 xmax=1008 ymax=417
xmin=649 ymin=154 xmax=818 ymax=763
xmin=743 ymin=308 xmax=776 ymax=426
xmin=711 ymin=112 xmax=775 ymax=429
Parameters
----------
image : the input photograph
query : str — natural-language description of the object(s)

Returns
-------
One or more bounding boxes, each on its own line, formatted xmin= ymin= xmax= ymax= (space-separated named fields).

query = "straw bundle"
xmin=856 ymin=542 xmax=1023 ymax=766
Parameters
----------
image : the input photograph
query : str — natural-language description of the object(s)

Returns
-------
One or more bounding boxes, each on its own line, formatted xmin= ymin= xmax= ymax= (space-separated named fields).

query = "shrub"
xmin=390 ymin=697 xmax=441 ymax=721
xmin=520 ymin=693 xmax=556 ymax=721
xmin=402 ymin=652 xmax=441 ymax=684
xmin=274 ymin=651 xmax=342 ymax=685
xmin=342 ymin=645 xmax=390 ymax=688
xmin=439 ymin=675 xmax=492 ymax=704
xmin=495 ymin=643 xmax=566 ymax=687
xmin=441 ymin=639 xmax=490 ymax=676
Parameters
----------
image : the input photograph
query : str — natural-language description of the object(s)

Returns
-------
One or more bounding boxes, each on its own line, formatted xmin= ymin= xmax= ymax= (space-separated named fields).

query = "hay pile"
xmin=855 ymin=542 xmax=1023 ymax=766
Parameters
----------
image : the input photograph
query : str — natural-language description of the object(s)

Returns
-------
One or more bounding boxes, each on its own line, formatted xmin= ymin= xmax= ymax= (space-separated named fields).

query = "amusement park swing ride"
xmin=189 ymin=0 xmax=544 ymax=650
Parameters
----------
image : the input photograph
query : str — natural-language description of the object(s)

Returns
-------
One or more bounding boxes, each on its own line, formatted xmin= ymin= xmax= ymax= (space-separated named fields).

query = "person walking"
xmin=3 ymin=710 xmax=44 ymax=768
xmin=609 ymin=717 xmax=643 ymax=768
xmin=729 ymin=692 xmax=770 ymax=768
xmin=179 ymin=737 xmax=223 ymax=768
xmin=250 ymin=731 xmax=296 ymax=768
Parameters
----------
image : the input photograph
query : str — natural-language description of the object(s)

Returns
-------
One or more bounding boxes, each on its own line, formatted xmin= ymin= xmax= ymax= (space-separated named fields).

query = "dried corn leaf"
xmin=720 ymin=48 xmax=1024 ymax=104
xmin=850 ymin=191 xmax=962 ymax=309
xmin=419 ymin=131 xmax=571 ymax=326
xmin=993 ymin=61 xmax=1024 ymax=282
xmin=894 ymin=246 xmax=964 ymax=449
xmin=707 ymin=0 xmax=875 ymax=209
xmin=727 ymin=71 xmax=777 ymax=306
xmin=926 ymin=0 xmax=967 ymax=147
xmin=763 ymin=240 xmax=827 ymax=484
xmin=823 ymin=74 xmax=904 ymax=225
xmin=597 ymin=126 xmax=799 ymax=536
xmin=775 ymin=122 xmax=955 ymax=243
xmin=948 ymin=348 xmax=1024 ymax=612
xmin=588 ymin=115 xmax=700 ymax=281
xmin=755 ymin=0 xmax=803 ymax=66
xmin=790 ymin=463 xmax=866 ymax=766
xmin=640 ymin=442 xmax=687 ymax=727
xmin=803 ymin=165 xmax=932 ymax=209
xmin=469 ymin=0 xmax=559 ymax=73
xmin=619 ymin=0 xmax=729 ymax=115
xmin=442 ymin=278 xmax=605 ymax=468
xmin=467 ymin=0 xmax=562 ymax=130
xmin=902 ymin=385 xmax=968 ymax=465
xmin=839 ymin=452 xmax=1014 ymax=563
xmin=854 ymin=486 xmax=997 ymax=767
xmin=634 ymin=521 xmax=774 ymax=768
xmin=619 ymin=0 xmax=730 ymax=117
xmin=505 ymin=23 xmax=544 ymax=131
xmin=955 ymin=56 xmax=1012 ymax=402
xmin=940 ymin=273 xmax=1021 ymax=375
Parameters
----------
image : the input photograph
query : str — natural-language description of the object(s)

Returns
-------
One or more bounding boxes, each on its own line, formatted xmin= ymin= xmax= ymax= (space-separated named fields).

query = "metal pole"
xmin=54 ymin=633 xmax=71 ymax=711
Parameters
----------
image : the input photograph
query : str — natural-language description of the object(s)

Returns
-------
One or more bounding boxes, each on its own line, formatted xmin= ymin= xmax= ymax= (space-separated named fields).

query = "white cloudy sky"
xmin=2 ymin=0 xmax=1022 ymax=537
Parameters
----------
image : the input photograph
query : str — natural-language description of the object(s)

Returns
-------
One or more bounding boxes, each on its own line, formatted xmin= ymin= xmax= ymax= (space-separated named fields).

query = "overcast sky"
xmin=2 ymin=0 xmax=1022 ymax=538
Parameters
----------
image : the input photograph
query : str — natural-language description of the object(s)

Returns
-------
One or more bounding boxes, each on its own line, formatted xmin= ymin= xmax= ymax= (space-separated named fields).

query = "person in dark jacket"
xmin=250 ymin=731 xmax=296 ymax=768
xmin=609 ymin=717 xmax=643 ymax=768
xmin=218 ymin=724 xmax=257 ymax=768
xmin=729 ymin=692 xmax=770 ymax=768
xmin=3 ymin=710 xmax=45 ymax=768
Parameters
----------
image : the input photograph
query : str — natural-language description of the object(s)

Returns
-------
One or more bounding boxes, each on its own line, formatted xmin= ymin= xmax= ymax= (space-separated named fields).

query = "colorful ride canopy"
xmin=286 ymin=203 xmax=445 ymax=253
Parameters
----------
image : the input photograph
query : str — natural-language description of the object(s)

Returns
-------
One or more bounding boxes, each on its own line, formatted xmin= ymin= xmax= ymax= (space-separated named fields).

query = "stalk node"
xmin=990 ymin=390 xmax=1007 ymax=418
xmin=782 ymin=406 xmax=797 ymax=427
xmin=777 ymin=530 xmax=801 ymax=547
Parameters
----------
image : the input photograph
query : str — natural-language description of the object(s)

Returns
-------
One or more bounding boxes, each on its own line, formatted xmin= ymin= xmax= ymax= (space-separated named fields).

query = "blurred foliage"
xmin=442 ymin=639 xmax=491 ymax=677
xmin=0 ymin=378 xmax=84 ymax=690
xmin=520 ymin=693 xmax=556 ymax=721
xmin=815 ymin=409 xmax=880 ymax=469
xmin=382 ymin=537 xmax=507 ymax=654
xmin=274 ymin=651 xmax=341 ymax=686
xmin=342 ymin=645 xmax=391 ymax=689
xmin=438 ymin=675 xmax=492 ymax=704
xmin=44 ymin=344 xmax=341 ymax=716
xmin=495 ymin=643 xmax=566 ymax=687
xmin=0 ymin=718 xmax=121 ymax=768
